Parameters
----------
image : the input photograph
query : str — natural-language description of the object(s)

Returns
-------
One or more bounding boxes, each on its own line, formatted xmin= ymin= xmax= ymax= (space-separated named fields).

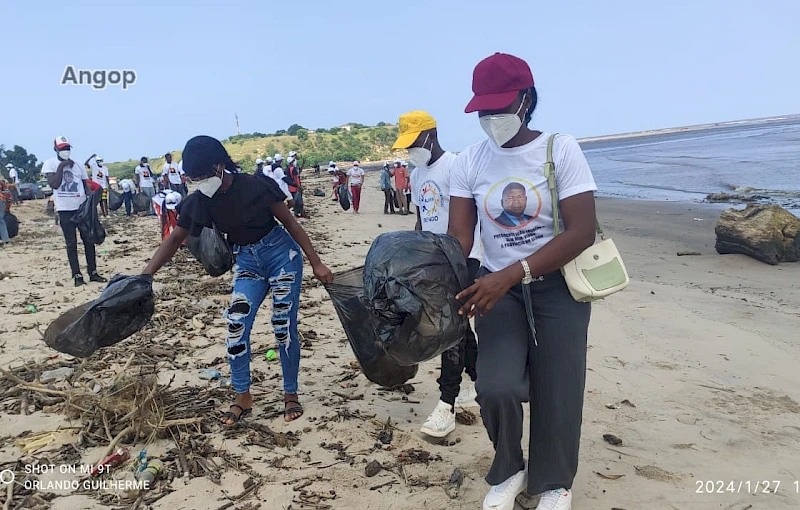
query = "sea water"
xmin=582 ymin=117 xmax=800 ymax=217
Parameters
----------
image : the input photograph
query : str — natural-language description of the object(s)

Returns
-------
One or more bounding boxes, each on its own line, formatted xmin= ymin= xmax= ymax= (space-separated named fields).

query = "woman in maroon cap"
xmin=448 ymin=53 xmax=598 ymax=510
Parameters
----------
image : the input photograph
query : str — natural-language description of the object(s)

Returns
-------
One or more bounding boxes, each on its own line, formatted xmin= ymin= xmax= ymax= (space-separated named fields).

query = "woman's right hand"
xmin=312 ymin=262 xmax=334 ymax=284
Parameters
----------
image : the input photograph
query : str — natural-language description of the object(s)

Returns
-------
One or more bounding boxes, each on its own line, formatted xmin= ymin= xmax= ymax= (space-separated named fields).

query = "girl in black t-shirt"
xmin=143 ymin=136 xmax=333 ymax=425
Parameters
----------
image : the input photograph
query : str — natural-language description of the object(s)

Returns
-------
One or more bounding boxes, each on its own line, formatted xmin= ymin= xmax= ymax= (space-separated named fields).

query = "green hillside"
xmin=106 ymin=123 xmax=405 ymax=179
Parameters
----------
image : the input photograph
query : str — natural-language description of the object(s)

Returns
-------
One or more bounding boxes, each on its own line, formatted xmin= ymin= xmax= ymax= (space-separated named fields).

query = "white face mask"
xmin=479 ymin=94 xmax=527 ymax=148
xmin=408 ymin=134 xmax=432 ymax=168
xmin=57 ymin=150 xmax=71 ymax=160
xmin=197 ymin=175 xmax=222 ymax=198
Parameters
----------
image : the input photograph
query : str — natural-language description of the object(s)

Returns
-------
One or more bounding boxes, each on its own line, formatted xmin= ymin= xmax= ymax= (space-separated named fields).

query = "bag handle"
xmin=544 ymin=134 xmax=605 ymax=240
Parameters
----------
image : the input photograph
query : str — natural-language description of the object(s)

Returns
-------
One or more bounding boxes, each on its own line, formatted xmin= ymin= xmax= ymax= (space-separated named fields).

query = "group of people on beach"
xmin=40 ymin=52 xmax=597 ymax=510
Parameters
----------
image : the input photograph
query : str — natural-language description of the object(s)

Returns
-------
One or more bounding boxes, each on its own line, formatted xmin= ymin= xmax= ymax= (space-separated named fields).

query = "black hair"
xmin=502 ymin=181 xmax=526 ymax=197
xmin=524 ymin=86 xmax=538 ymax=125
xmin=164 ymin=153 xmax=171 ymax=159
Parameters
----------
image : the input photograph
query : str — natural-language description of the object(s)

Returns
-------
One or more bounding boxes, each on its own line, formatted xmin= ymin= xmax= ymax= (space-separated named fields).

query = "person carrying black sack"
xmin=142 ymin=136 xmax=333 ymax=425
xmin=42 ymin=136 xmax=107 ymax=287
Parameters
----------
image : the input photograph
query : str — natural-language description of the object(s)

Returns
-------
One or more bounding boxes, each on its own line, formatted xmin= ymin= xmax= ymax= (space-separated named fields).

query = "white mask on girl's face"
xmin=479 ymin=94 xmax=527 ymax=148
xmin=408 ymin=134 xmax=432 ymax=168
xmin=197 ymin=172 xmax=222 ymax=198
xmin=57 ymin=150 xmax=71 ymax=160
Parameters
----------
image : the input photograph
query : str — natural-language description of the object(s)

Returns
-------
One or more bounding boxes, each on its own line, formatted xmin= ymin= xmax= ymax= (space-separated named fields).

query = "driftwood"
xmin=715 ymin=204 xmax=800 ymax=264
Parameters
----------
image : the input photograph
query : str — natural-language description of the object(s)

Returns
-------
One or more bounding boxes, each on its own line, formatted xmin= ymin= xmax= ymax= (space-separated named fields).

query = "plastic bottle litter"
xmin=26 ymin=305 xmax=38 ymax=314
xmin=199 ymin=368 xmax=221 ymax=380
xmin=219 ymin=377 xmax=231 ymax=388
xmin=265 ymin=349 xmax=278 ymax=361
xmin=90 ymin=448 xmax=130 ymax=478
xmin=136 ymin=459 xmax=163 ymax=488
xmin=41 ymin=367 xmax=74 ymax=382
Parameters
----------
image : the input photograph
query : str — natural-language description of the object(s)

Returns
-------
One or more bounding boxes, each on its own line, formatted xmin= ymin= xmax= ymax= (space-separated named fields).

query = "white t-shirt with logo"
xmin=41 ymin=158 xmax=88 ymax=212
xmin=163 ymin=162 xmax=183 ymax=185
xmin=347 ymin=167 xmax=365 ymax=185
xmin=411 ymin=151 xmax=482 ymax=261
xmin=89 ymin=158 xmax=109 ymax=189
xmin=135 ymin=165 xmax=155 ymax=188
xmin=450 ymin=133 xmax=597 ymax=273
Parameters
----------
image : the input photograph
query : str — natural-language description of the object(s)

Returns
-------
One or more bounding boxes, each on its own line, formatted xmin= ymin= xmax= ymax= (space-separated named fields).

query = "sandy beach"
xmin=1 ymin=171 xmax=799 ymax=510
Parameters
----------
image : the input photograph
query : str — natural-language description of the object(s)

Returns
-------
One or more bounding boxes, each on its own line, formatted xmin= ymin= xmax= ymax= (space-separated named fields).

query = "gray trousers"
xmin=475 ymin=270 xmax=590 ymax=495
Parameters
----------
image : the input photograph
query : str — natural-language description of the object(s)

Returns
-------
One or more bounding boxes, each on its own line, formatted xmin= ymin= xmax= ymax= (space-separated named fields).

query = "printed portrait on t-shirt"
xmin=484 ymin=178 xmax=542 ymax=230
xmin=60 ymin=170 xmax=79 ymax=192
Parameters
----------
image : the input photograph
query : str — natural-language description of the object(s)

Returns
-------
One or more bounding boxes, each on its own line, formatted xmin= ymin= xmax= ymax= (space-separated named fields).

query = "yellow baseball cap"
xmin=392 ymin=111 xmax=437 ymax=150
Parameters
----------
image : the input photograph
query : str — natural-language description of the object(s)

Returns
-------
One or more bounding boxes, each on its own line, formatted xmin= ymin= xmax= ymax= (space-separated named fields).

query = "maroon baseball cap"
xmin=465 ymin=53 xmax=534 ymax=113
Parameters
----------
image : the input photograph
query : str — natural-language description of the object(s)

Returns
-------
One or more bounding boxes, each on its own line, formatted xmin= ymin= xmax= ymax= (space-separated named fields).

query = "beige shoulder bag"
xmin=544 ymin=134 xmax=630 ymax=302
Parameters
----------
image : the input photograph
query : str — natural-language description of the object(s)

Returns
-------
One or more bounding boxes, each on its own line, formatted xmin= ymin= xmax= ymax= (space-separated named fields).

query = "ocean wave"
xmin=724 ymin=184 xmax=800 ymax=199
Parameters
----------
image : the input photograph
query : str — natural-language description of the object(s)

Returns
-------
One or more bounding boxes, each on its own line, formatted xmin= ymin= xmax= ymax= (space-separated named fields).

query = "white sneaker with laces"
xmin=419 ymin=400 xmax=455 ymax=438
xmin=535 ymin=488 xmax=572 ymax=510
xmin=455 ymin=380 xmax=478 ymax=407
xmin=483 ymin=467 xmax=527 ymax=510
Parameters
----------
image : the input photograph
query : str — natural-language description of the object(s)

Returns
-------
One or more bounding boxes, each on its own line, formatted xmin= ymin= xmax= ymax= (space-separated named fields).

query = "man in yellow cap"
xmin=392 ymin=111 xmax=482 ymax=438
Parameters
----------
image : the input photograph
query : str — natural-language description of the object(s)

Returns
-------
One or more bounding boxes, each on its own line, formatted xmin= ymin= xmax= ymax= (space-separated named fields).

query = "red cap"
xmin=465 ymin=53 xmax=534 ymax=113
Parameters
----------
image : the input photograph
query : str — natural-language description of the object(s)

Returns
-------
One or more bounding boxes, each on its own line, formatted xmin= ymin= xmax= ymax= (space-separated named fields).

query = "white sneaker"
xmin=483 ymin=468 xmax=527 ymax=510
xmin=535 ymin=488 xmax=572 ymax=510
xmin=419 ymin=400 xmax=455 ymax=438
xmin=455 ymin=380 xmax=478 ymax=407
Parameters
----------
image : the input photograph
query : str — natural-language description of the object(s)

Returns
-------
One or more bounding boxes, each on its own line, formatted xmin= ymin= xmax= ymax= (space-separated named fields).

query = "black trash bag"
xmin=132 ymin=192 xmax=150 ymax=213
xmin=44 ymin=274 xmax=155 ymax=358
xmin=391 ymin=189 xmax=399 ymax=209
xmin=6 ymin=212 xmax=19 ymax=238
xmin=45 ymin=200 xmax=55 ymax=216
xmin=186 ymin=223 xmax=234 ymax=277
xmin=324 ymin=267 xmax=418 ymax=387
xmin=312 ymin=188 xmax=325 ymax=197
xmin=338 ymin=184 xmax=350 ymax=211
xmin=107 ymin=189 xmax=123 ymax=211
xmin=363 ymin=231 xmax=470 ymax=366
xmin=72 ymin=189 xmax=106 ymax=245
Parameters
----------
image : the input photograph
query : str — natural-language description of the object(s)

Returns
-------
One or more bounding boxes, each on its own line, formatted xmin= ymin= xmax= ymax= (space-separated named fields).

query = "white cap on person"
xmin=353 ymin=160 xmax=360 ymax=166
xmin=274 ymin=153 xmax=284 ymax=162
xmin=4 ymin=163 xmax=13 ymax=169
xmin=255 ymin=158 xmax=264 ymax=165
xmin=394 ymin=158 xmax=403 ymax=164
xmin=165 ymin=191 xmax=182 ymax=210
xmin=96 ymin=156 xmax=104 ymax=163
xmin=289 ymin=150 xmax=297 ymax=157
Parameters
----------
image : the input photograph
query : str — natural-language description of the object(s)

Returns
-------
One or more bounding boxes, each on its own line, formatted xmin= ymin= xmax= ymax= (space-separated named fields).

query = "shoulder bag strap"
xmin=544 ymin=134 xmax=605 ymax=240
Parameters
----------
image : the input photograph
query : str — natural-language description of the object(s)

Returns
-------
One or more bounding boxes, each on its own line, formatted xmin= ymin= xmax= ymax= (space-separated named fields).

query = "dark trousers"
xmin=475 ymin=271 xmax=590 ymax=495
xmin=383 ymin=189 xmax=395 ymax=213
xmin=58 ymin=210 xmax=97 ymax=277
xmin=123 ymin=192 xmax=132 ymax=216
xmin=438 ymin=258 xmax=481 ymax=405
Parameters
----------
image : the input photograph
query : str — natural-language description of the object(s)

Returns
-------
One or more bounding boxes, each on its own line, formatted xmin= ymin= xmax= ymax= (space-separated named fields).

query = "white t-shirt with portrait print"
xmin=135 ymin=164 xmax=155 ymax=188
xmin=41 ymin=158 xmax=88 ymax=212
xmin=449 ymin=133 xmax=597 ymax=273
xmin=410 ymin=151 xmax=482 ymax=262
xmin=163 ymin=162 xmax=183 ymax=185
xmin=88 ymin=157 xmax=109 ymax=189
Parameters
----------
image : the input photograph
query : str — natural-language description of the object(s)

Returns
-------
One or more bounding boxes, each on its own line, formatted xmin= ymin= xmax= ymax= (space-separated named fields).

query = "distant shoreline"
xmin=577 ymin=113 xmax=800 ymax=144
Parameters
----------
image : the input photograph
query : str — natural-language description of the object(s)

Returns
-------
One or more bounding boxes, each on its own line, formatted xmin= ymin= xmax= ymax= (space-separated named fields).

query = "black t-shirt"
xmin=177 ymin=173 xmax=286 ymax=246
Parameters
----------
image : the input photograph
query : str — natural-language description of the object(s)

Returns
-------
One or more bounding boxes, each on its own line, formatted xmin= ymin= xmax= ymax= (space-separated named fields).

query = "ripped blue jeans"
xmin=226 ymin=226 xmax=303 ymax=394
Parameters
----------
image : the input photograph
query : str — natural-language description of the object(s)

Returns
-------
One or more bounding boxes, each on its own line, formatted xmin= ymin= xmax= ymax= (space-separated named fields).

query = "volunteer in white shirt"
xmin=5 ymin=164 xmax=20 ymax=204
xmin=119 ymin=178 xmax=136 ymax=217
xmin=41 ymin=136 xmax=107 ymax=287
xmin=162 ymin=153 xmax=185 ymax=196
xmin=135 ymin=156 xmax=157 ymax=215
xmin=86 ymin=154 xmax=109 ymax=217
xmin=346 ymin=161 xmax=365 ymax=213
xmin=264 ymin=154 xmax=293 ymax=203
xmin=447 ymin=53 xmax=598 ymax=510
xmin=393 ymin=110 xmax=483 ymax=440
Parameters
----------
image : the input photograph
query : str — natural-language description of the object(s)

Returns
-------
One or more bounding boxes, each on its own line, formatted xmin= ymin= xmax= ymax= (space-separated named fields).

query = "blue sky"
xmin=1 ymin=0 xmax=798 ymax=163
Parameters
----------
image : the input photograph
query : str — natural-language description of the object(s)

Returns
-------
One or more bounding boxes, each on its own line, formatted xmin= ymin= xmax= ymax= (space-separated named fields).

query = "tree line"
xmin=0 ymin=144 xmax=42 ymax=183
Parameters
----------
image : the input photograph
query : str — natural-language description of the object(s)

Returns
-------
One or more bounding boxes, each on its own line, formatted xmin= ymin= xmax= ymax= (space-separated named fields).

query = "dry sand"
xmin=1 ymin=173 xmax=799 ymax=510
